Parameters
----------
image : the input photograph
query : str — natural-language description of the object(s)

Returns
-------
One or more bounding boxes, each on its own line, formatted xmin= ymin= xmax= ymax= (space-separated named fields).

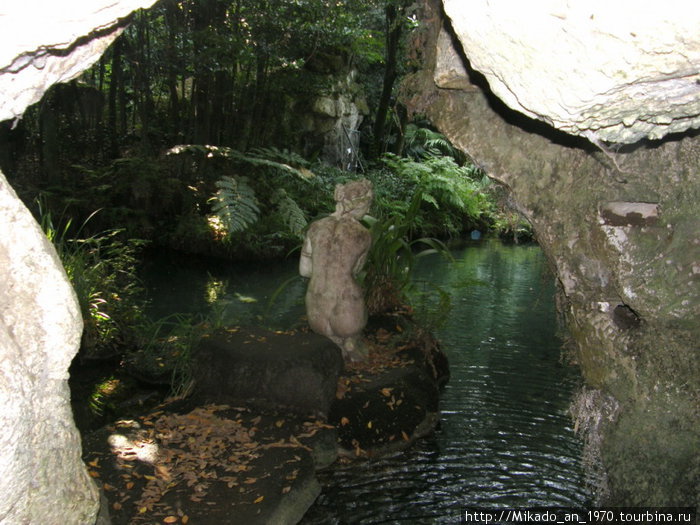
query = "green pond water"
xmin=141 ymin=239 xmax=592 ymax=522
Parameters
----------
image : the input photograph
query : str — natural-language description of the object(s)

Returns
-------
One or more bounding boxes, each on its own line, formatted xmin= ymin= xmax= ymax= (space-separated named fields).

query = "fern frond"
xmin=210 ymin=176 xmax=260 ymax=234
xmin=166 ymin=144 xmax=315 ymax=179
xmin=248 ymin=147 xmax=309 ymax=168
xmin=242 ymin=147 xmax=314 ymax=179
xmin=272 ymin=189 xmax=307 ymax=237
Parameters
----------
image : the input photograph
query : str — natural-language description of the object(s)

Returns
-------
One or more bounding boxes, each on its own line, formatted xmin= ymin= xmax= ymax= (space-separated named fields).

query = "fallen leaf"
xmin=281 ymin=486 xmax=291 ymax=494
xmin=126 ymin=482 xmax=135 ymax=490
xmin=275 ymin=419 xmax=285 ymax=428
xmin=401 ymin=431 xmax=410 ymax=441
xmin=163 ymin=517 xmax=178 ymax=523
xmin=112 ymin=502 xmax=122 ymax=511
xmin=139 ymin=506 xmax=148 ymax=514
xmin=155 ymin=465 xmax=172 ymax=481
xmin=380 ymin=388 xmax=393 ymax=397
xmin=244 ymin=477 xmax=257 ymax=484
xmin=88 ymin=458 xmax=99 ymax=468
xmin=367 ymin=421 xmax=373 ymax=429
xmin=254 ymin=495 xmax=264 ymax=504
xmin=285 ymin=469 xmax=298 ymax=481
xmin=340 ymin=417 xmax=350 ymax=426
xmin=182 ymin=516 xmax=189 ymax=524
xmin=88 ymin=471 xmax=100 ymax=478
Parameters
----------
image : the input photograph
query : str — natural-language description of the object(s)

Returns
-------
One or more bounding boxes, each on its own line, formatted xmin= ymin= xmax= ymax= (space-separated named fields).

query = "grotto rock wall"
xmin=0 ymin=1 xmax=156 ymax=522
xmin=404 ymin=0 xmax=699 ymax=505
xmin=440 ymin=0 xmax=700 ymax=145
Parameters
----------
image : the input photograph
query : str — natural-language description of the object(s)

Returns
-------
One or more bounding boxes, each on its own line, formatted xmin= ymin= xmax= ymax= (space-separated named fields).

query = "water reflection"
xmin=302 ymin=240 xmax=591 ymax=523
xmin=141 ymin=240 xmax=591 ymax=523
xmin=140 ymin=251 xmax=306 ymax=328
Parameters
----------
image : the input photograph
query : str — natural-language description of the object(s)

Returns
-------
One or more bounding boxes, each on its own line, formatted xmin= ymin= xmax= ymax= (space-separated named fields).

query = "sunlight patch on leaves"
xmin=210 ymin=176 xmax=260 ymax=234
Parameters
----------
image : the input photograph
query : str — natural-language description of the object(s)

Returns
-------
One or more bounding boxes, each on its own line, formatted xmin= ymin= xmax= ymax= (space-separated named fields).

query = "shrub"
xmin=38 ymin=202 xmax=147 ymax=359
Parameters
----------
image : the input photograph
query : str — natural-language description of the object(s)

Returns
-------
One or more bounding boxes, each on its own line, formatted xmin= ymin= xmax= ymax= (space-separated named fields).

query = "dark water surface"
xmin=141 ymin=240 xmax=591 ymax=523
xmin=302 ymin=240 xmax=591 ymax=523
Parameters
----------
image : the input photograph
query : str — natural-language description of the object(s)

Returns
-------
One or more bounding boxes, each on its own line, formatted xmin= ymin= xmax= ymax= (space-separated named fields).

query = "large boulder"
xmin=441 ymin=0 xmax=700 ymax=144
xmin=405 ymin=0 xmax=699 ymax=506
xmin=194 ymin=327 xmax=344 ymax=417
xmin=0 ymin=1 xmax=156 ymax=522
xmin=0 ymin=0 xmax=156 ymax=123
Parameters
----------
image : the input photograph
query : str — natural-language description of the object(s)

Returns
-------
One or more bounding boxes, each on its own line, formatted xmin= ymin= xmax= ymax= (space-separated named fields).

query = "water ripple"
xmin=302 ymin=241 xmax=591 ymax=523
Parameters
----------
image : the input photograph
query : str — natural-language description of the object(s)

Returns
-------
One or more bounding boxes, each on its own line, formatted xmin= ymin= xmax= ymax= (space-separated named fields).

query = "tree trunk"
xmin=133 ymin=11 xmax=154 ymax=153
xmin=164 ymin=0 xmax=181 ymax=141
xmin=372 ymin=2 xmax=402 ymax=157
xmin=108 ymin=38 xmax=124 ymax=158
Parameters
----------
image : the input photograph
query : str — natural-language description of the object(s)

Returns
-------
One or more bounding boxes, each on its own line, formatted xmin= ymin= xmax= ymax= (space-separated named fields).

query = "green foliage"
xmin=492 ymin=210 xmax=534 ymax=243
xmin=408 ymin=280 xmax=453 ymax=335
xmin=378 ymin=153 xmax=492 ymax=237
xmin=129 ymin=313 xmax=203 ymax=398
xmin=361 ymin=192 xmax=453 ymax=315
xmin=169 ymin=144 xmax=311 ymax=242
xmin=402 ymin=123 xmax=467 ymax=164
xmin=210 ymin=176 xmax=260 ymax=234
xmin=271 ymin=188 xmax=307 ymax=237
xmin=38 ymin=201 xmax=147 ymax=359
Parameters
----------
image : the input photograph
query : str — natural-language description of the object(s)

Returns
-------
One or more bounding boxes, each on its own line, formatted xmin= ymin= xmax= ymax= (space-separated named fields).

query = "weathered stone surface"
xmin=440 ymin=0 xmax=700 ymax=144
xmin=434 ymin=28 xmax=472 ymax=91
xmin=0 ymin=0 xmax=158 ymax=123
xmin=304 ymin=70 xmax=368 ymax=169
xmin=405 ymin=0 xmax=699 ymax=505
xmin=0 ymin=171 xmax=98 ymax=523
xmin=0 ymin=1 xmax=157 ymax=522
xmin=194 ymin=327 xmax=344 ymax=416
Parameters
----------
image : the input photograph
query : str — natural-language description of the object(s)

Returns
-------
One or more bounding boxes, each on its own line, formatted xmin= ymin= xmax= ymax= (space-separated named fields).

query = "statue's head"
xmin=334 ymin=179 xmax=373 ymax=218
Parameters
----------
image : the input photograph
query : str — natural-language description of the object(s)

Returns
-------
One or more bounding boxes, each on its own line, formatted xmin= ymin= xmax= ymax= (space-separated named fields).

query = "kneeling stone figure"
xmin=299 ymin=179 xmax=373 ymax=362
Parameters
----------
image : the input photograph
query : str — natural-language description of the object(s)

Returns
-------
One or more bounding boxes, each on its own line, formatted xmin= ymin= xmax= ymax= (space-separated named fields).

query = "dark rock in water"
xmin=328 ymin=325 xmax=450 ymax=457
xmin=194 ymin=327 xmax=344 ymax=417
xmin=80 ymin=321 xmax=449 ymax=524
xmin=331 ymin=364 xmax=441 ymax=455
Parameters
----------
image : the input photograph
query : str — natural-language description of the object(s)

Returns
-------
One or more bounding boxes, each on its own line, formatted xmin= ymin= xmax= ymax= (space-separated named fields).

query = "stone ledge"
xmin=193 ymin=327 xmax=344 ymax=417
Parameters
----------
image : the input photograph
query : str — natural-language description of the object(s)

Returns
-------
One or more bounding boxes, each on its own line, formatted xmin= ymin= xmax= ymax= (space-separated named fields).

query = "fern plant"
xmin=271 ymin=188 xmax=307 ymax=237
xmin=380 ymin=153 xmax=490 ymax=236
xmin=210 ymin=176 xmax=260 ymax=234
xmin=402 ymin=123 xmax=466 ymax=164
xmin=168 ymin=144 xmax=312 ymax=239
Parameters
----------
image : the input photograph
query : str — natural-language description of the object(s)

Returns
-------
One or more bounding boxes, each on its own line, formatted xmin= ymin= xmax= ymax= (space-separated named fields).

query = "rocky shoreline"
xmin=84 ymin=317 xmax=449 ymax=524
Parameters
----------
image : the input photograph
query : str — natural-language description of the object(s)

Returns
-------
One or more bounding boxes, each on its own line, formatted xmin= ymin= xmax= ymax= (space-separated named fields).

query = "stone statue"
xmin=300 ymin=179 xmax=373 ymax=362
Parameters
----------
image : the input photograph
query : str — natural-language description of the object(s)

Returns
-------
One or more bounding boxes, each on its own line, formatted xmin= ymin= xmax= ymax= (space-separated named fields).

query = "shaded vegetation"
xmin=2 ymin=0 xmax=533 ymax=407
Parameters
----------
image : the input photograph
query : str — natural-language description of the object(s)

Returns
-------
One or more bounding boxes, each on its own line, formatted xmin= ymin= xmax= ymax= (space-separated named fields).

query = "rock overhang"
xmin=440 ymin=0 xmax=700 ymax=145
xmin=0 ymin=0 xmax=158 ymax=123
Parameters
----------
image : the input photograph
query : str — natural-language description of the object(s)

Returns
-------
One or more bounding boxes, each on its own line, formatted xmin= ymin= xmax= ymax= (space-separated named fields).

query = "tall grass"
xmin=37 ymin=199 xmax=146 ymax=359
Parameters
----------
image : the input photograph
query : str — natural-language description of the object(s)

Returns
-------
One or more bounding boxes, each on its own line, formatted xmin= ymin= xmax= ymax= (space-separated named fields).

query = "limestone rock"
xmin=0 ymin=0 xmax=156 ymax=522
xmin=404 ymin=0 xmax=700 ymax=505
xmin=0 ymin=0 xmax=158 ymax=123
xmin=441 ymin=1 xmax=700 ymax=144
xmin=0 ymin=172 xmax=97 ymax=523
xmin=434 ymin=28 xmax=472 ymax=91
